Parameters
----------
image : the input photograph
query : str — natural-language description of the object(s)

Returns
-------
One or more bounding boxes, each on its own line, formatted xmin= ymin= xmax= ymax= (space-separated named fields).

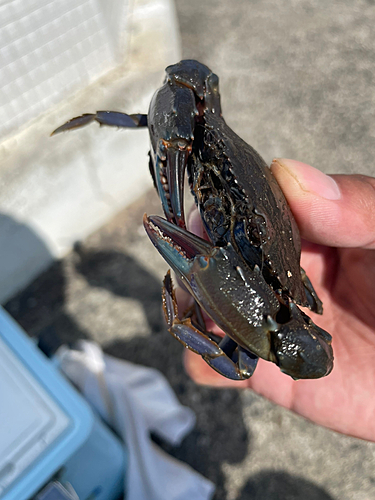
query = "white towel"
xmin=56 ymin=341 xmax=215 ymax=500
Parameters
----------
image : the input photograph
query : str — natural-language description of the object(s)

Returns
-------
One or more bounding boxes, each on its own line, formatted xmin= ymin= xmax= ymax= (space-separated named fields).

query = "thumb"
xmin=271 ymin=159 xmax=375 ymax=249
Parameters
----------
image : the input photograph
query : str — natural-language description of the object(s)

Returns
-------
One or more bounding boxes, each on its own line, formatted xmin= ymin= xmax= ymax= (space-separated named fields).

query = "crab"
xmin=52 ymin=59 xmax=334 ymax=380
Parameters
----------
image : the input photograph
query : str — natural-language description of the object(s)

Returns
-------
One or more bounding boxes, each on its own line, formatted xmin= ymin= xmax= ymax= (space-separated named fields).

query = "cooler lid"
xmin=0 ymin=336 xmax=70 ymax=493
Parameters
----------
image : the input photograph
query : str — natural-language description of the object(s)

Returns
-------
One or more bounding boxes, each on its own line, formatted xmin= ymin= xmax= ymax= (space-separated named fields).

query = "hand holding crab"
xmin=184 ymin=159 xmax=375 ymax=442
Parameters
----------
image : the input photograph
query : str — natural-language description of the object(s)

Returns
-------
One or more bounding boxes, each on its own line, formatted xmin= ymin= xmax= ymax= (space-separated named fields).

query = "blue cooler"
xmin=0 ymin=307 xmax=126 ymax=500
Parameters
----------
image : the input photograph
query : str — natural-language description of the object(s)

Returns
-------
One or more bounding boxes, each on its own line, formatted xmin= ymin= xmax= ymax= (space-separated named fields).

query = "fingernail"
xmin=272 ymin=159 xmax=341 ymax=200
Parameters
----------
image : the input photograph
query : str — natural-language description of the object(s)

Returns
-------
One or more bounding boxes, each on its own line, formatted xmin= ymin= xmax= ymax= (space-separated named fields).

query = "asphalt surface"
xmin=5 ymin=1 xmax=375 ymax=499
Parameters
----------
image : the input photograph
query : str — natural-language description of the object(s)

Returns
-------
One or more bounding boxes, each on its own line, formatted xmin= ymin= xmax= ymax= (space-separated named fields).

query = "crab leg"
xmin=163 ymin=271 xmax=258 ymax=380
xmin=148 ymin=81 xmax=198 ymax=228
xmin=151 ymin=147 xmax=190 ymax=228
xmin=300 ymin=267 xmax=323 ymax=314
xmin=51 ymin=112 xmax=147 ymax=135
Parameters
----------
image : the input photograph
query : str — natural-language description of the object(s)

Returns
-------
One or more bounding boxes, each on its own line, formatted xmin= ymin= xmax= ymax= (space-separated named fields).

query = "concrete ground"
xmin=5 ymin=1 xmax=375 ymax=499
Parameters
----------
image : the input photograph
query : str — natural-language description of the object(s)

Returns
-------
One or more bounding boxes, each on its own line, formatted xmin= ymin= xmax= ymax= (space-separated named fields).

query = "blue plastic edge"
xmin=0 ymin=307 xmax=94 ymax=500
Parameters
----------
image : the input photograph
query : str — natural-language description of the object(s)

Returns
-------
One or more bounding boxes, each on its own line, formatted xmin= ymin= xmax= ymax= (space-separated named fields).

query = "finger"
xmin=271 ymin=159 xmax=375 ymax=249
xmin=187 ymin=208 xmax=207 ymax=239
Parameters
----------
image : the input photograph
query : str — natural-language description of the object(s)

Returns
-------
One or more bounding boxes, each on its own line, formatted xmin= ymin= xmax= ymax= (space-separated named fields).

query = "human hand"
xmin=180 ymin=159 xmax=375 ymax=442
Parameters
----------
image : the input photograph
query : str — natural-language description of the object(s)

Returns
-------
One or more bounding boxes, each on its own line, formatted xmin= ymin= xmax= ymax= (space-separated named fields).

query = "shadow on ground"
xmin=238 ymin=471 xmax=333 ymax=500
xmin=73 ymin=242 xmax=165 ymax=334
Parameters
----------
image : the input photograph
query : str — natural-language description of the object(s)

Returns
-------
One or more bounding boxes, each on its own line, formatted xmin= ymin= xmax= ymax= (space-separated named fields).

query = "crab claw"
xmin=150 ymin=144 xmax=190 ymax=229
xmin=148 ymin=79 xmax=198 ymax=228
xmin=143 ymin=214 xmax=280 ymax=360
xmin=143 ymin=213 xmax=213 ymax=284
xmin=144 ymin=212 xmax=261 ymax=380
xmin=273 ymin=302 xmax=333 ymax=379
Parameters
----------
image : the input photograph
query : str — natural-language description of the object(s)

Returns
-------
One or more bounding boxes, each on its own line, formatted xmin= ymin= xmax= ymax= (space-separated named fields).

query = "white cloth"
xmin=56 ymin=341 xmax=215 ymax=500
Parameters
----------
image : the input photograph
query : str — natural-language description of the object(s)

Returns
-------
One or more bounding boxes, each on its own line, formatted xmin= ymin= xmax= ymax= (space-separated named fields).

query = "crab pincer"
xmin=143 ymin=214 xmax=333 ymax=380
